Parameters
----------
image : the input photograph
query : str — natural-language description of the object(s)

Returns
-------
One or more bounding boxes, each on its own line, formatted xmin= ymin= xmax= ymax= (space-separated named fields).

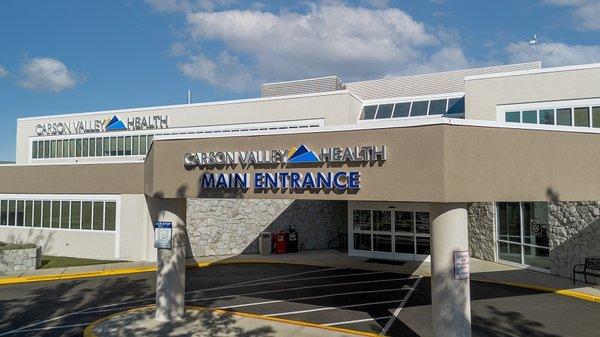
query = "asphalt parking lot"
xmin=0 ymin=263 xmax=599 ymax=336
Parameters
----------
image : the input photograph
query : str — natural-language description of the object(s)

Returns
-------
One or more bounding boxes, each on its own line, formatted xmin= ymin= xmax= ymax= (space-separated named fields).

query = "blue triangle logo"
xmin=288 ymin=144 xmax=320 ymax=163
xmin=106 ymin=116 xmax=127 ymax=131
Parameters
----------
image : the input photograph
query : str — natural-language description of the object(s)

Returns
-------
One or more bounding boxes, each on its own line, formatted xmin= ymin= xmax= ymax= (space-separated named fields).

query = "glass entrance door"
xmin=349 ymin=202 xmax=431 ymax=262
xmin=497 ymin=202 xmax=551 ymax=270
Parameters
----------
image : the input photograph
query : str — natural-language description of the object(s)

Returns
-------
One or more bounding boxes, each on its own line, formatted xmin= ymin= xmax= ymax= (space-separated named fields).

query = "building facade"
xmin=1 ymin=61 xmax=600 ymax=279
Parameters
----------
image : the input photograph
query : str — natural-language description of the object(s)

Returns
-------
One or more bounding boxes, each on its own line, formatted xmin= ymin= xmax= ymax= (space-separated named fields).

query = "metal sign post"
xmin=154 ymin=221 xmax=173 ymax=249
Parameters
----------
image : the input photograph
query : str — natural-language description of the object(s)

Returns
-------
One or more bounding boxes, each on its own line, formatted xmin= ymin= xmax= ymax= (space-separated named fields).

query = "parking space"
xmin=1 ymin=263 xmax=599 ymax=336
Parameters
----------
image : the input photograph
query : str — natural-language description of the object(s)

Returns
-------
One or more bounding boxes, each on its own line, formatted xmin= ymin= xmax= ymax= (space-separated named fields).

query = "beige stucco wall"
xmin=119 ymin=194 xmax=156 ymax=262
xmin=16 ymin=92 xmax=363 ymax=164
xmin=146 ymin=124 xmax=600 ymax=202
xmin=0 ymin=226 xmax=117 ymax=260
xmin=465 ymin=66 xmax=600 ymax=121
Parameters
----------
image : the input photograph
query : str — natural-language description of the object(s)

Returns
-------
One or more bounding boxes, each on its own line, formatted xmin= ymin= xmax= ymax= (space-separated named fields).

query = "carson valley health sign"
xmin=184 ymin=144 xmax=386 ymax=191
xmin=35 ymin=115 xmax=169 ymax=136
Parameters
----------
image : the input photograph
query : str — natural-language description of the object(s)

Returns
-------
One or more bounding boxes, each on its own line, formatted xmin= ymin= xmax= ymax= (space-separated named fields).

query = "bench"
xmin=573 ymin=257 xmax=600 ymax=284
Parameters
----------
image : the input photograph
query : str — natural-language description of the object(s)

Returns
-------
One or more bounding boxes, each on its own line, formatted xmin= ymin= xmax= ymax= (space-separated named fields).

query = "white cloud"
xmin=506 ymin=41 xmax=600 ymax=67
xmin=172 ymin=2 xmax=472 ymax=91
xmin=543 ymin=0 xmax=600 ymax=30
xmin=0 ymin=66 xmax=8 ymax=78
xmin=19 ymin=58 xmax=79 ymax=92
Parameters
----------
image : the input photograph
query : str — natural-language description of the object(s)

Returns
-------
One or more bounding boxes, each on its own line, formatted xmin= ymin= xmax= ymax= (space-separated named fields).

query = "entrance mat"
xmin=364 ymin=258 xmax=406 ymax=266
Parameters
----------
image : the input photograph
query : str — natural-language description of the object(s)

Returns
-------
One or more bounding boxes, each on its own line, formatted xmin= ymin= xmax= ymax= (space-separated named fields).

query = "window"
xmin=505 ymin=111 xmax=520 ymax=123
xmin=51 ymin=201 xmax=60 ymax=228
xmin=110 ymin=137 xmax=117 ymax=156
xmin=428 ymin=99 xmax=447 ymax=115
xmin=593 ymin=107 xmax=600 ymax=128
xmin=103 ymin=138 xmax=110 ymax=156
xmin=8 ymin=200 xmax=15 ymax=226
xmin=373 ymin=210 xmax=391 ymax=231
xmin=33 ymin=201 xmax=42 ymax=227
xmin=360 ymin=106 xmax=377 ymax=120
xmin=574 ymin=107 xmax=590 ymax=127
xmin=497 ymin=202 xmax=550 ymax=270
xmin=557 ymin=108 xmax=572 ymax=126
xmin=117 ymin=137 xmax=124 ymax=156
xmin=447 ymin=97 xmax=465 ymax=115
xmin=105 ymin=202 xmax=116 ymax=231
xmin=70 ymin=201 xmax=81 ymax=229
xmin=394 ymin=211 xmax=413 ymax=233
xmin=140 ymin=136 xmax=148 ymax=155
xmin=96 ymin=137 xmax=103 ymax=156
xmin=373 ymin=235 xmax=392 ymax=252
xmin=82 ymin=138 xmax=89 ymax=157
xmin=16 ymin=201 xmax=24 ymax=226
xmin=63 ymin=140 xmax=69 ymax=158
xmin=0 ymin=200 xmax=7 ymax=226
xmin=353 ymin=210 xmax=371 ymax=231
xmin=354 ymin=233 xmax=371 ymax=251
xmin=42 ymin=201 xmax=51 ymax=227
xmin=25 ymin=201 xmax=33 ymax=227
xmin=50 ymin=140 xmax=57 ymax=158
xmin=125 ymin=136 xmax=132 ymax=155
xmin=44 ymin=141 xmax=50 ymax=158
xmin=375 ymin=104 xmax=393 ymax=119
xmin=57 ymin=140 xmax=63 ymax=158
xmin=539 ymin=109 xmax=554 ymax=125
xmin=89 ymin=138 xmax=96 ymax=157
xmin=132 ymin=136 xmax=140 ymax=155
xmin=522 ymin=110 xmax=537 ymax=124
xmin=410 ymin=101 xmax=428 ymax=116
xmin=69 ymin=139 xmax=76 ymax=158
xmin=81 ymin=202 xmax=92 ymax=230
xmin=75 ymin=139 xmax=82 ymax=157
xmin=61 ymin=201 xmax=70 ymax=229
xmin=392 ymin=102 xmax=410 ymax=118
xmin=93 ymin=202 xmax=104 ymax=230
xmin=32 ymin=142 xmax=38 ymax=159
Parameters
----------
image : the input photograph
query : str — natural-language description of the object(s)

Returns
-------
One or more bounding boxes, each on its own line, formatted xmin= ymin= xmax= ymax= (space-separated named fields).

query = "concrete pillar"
xmin=430 ymin=203 xmax=471 ymax=337
xmin=153 ymin=198 xmax=187 ymax=322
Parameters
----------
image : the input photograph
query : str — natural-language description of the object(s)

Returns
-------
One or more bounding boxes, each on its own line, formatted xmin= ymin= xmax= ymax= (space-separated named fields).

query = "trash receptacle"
xmin=288 ymin=226 xmax=298 ymax=253
xmin=259 ymin=232 xmax=271 ymax=255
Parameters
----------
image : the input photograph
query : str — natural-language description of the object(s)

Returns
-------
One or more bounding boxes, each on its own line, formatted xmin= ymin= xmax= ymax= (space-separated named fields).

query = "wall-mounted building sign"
xmin=184 ymin=144 xmax=386 ymax=191
xmin=35 ymin=114 xmax=169 ymax=136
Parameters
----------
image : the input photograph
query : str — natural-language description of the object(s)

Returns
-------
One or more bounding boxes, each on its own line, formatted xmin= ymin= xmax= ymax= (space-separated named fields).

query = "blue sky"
xmin=0 ymin=0 xmax=599 ymax=161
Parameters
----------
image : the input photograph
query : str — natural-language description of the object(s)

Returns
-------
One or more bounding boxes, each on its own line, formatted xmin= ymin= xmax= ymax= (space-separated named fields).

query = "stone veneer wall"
xmin=186 ymin=198 xmax=347 ymax=257
xmin=467 ymin=202 xmax=496 ymax=262
xmin=0 ymin=246 xmax=41 ymax=272
xmin=548 ymin=201 xmax=600 ymax=278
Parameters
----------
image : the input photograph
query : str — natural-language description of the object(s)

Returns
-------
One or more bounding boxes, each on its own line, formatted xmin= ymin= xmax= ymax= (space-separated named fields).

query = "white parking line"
xmin=1 ymin=323 xmax=90 ymax=334
xmin=324 ymin=316 xmax=393 ymax=326
xmin=187 ymin=270 xmax=387 ymax=294
xmin=379 ymin=276 xmax=422 ymax=336
xmin=217 ymin=285 xmax=414 ymax=309
xmin=265 ymin=298 xmax=406 ymax=317
xmin=188 ymin=277 xmax=417 ymax=304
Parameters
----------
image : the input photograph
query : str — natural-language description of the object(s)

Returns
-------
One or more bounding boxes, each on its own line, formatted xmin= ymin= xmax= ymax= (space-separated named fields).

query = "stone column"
xmin=430 ymin=203 xmax=471 ymax=337
xmin=153 ymin=198 xmax=188 ymax=322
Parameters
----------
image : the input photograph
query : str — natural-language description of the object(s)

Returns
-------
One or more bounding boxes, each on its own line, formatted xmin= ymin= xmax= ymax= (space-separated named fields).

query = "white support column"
xmin=430 ymin=203 xmax=471 ymax=337
xmin=154 ymin=198 xmax=187 ymax=322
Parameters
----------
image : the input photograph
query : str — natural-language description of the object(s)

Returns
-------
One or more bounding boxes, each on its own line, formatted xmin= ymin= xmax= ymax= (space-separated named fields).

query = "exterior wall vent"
xmin=261 ymin=76 xmax=346 ymax=97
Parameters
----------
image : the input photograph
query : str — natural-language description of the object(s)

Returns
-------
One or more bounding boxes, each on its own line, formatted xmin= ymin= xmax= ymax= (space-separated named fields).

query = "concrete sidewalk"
xmin=84 ymin=305 xmax=378 ymax=337
xmin=1 ymin=249 xmax=599 ymax=302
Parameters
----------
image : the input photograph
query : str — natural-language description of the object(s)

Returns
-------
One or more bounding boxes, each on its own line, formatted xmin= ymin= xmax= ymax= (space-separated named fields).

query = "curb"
xmin=473 ymin=278 xmax=600 ymax=303
xmin=83 ymin=304 xmax=384 ymax=337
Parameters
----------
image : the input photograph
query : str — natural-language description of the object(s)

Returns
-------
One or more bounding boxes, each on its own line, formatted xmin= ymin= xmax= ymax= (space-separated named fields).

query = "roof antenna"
xmin=187 ymin=90 xmax=192 ymax=104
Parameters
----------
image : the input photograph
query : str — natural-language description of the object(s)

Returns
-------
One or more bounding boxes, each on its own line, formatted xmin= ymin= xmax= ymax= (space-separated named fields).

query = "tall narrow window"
xmin=25 ymin=201 xmax=33 ymax=227
xmin=140 ymin=135 xmax=148 ymax=155
xmin=61 ymin=201 xmax=70 ymax=229
xmin=125 ymin=136 xmax=132 ymax=155
xmin=33 ymin=201 xmax=42 ymax=227
xmin=93 ymin=202 xmax=104 ymax=230
xmin=593 ymin=107 xmax=600 ymax=128
xmin=70 ymin=201 xmax=81 ymax=229
xmin=96 ymin=137 xmax=102 ymax=157
xmin=89 ymin=138 xmax=96 ymax=157
xmin=75 ymin=139 xmax=82 ymax=157
xmin=32 ymin=141 xmax=38 ymax=159
xmin=132 ymin=136 xmax=140 ymax=155
xmin=8 ymin=200 xmax=15 ymax=226
xmin=69 ymin=139 xmax=76 ymax=157
xmin=105 ymin=202 xmax=116 ymax=231
xmin=110 ymin=137 xmax=117 ymax=156
xmin=42 ymin=201 xmax=51 ymax=228
xmin=117 ymin=137 xmax=124 ymax=156
xmin=0 ymin=200 xmax=6 ymax=226
xmin=82 ymin=138 xmax=89 ymax=157
xmin=62 ymin=140 xmax=69 ymax=158
xmin=81 ymin=201 xmax=92 ymax=230
xmin=57 ymin=140 xmax=63 ymax=158
xmin=16 ymin=201 xmax=24 ymax=226
xmin=44 ymin=141 xmax=50 ymax=158
xmin=103 ymin=137 xmax=110 ymax=156
xmin=50 ymin=140 xmax=57 ymax=158
xmin=51 ymin=201 xmax=60 ymax=228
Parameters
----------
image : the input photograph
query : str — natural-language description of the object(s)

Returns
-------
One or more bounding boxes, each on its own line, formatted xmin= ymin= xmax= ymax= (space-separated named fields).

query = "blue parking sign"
xmin=154 ymin=221 xmax=172 ymax=249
